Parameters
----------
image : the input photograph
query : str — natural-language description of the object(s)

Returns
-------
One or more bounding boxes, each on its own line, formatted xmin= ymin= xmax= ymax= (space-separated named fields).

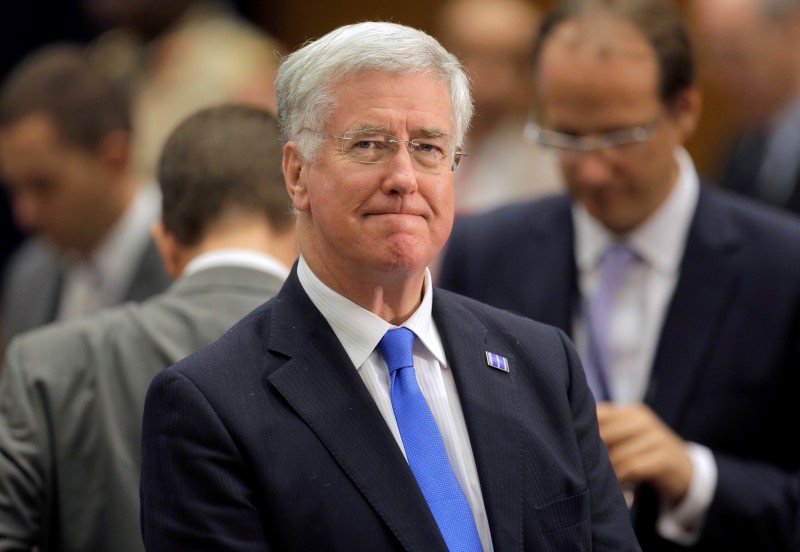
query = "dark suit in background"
xmin=692 ymin=0 xmax=800 ymax=218
xmin=440 ymin=186 xmax=800 ymax=549
xmin=441 ymin=0 xmax=800 ymax=547
xmin=1 ymin=237 xmax=170 ymax=347
xmin=719 ymin=127 xmax=800 ymax=216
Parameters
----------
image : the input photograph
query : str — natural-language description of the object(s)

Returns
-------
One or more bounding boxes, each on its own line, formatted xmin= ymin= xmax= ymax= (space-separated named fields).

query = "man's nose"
xmin=382 ymin=145 xmax=419 ymax=195
xmin=569 ymin=150 xmax=615 ymax=188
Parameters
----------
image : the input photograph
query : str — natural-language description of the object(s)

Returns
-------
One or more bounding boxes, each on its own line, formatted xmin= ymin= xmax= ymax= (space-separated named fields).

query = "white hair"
xmin=275 ymin=21 xmax=473 ymax=162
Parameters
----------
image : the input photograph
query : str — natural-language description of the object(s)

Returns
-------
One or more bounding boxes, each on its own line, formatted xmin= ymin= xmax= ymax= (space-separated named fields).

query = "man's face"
xmin=289 ymin=71 xmax=456 ymax=282
xmin=440 ymin=0 xmax=539 ymax=121
xmin=536 ymin=17 xmax=699 ymax=234
xmin=0 ymin=113 xmax=117 ymax=253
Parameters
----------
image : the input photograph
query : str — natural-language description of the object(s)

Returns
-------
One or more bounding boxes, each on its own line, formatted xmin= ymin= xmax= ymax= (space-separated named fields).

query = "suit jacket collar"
xmin=518 ymin=196 xmax=578 ymax=334
xmin=167 ymin=264 xmax=283 ymax=299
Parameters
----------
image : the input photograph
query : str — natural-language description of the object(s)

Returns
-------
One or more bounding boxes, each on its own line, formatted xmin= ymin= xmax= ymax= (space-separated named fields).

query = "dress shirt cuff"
xmin=656 ymin=442 xmax=717 ymax=545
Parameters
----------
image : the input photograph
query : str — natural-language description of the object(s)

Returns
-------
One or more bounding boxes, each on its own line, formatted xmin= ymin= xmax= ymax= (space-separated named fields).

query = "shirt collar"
xmin=60 ymin=183 xmax=161 ymax=293
xmin=575 ymin=146 xmax=699 ymax=275
xmin=183 ymin=249 xmax=290 ymax=280
xmin=297 ymin=256 xmax=447 ymax=370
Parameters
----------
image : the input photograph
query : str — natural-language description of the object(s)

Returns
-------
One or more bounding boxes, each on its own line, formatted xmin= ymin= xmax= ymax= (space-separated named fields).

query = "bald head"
xmin=533 ymin=0 xmax=694 ymax=105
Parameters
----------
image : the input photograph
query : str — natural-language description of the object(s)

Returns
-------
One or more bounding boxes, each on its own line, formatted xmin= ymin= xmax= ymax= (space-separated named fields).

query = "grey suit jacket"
xmin=0 ymin=265 xmax=283 ymax=552
xmin=0 ymin=238 xmax=171 ymax=350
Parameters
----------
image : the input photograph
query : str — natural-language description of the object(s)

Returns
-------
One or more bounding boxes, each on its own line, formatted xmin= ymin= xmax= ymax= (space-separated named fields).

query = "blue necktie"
xmin=378 ymin=327 xmax=483 ymax=551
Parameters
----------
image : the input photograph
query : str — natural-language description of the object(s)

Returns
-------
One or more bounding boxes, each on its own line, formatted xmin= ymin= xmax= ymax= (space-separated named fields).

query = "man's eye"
xmin=414 ymin=142 xmax=445 ymax=157
xmin=351 ymin=138 xmax=388 ymax=150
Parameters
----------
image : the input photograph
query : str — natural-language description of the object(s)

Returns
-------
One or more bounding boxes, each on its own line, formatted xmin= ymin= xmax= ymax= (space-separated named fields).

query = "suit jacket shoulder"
xmin=0 ymin=265 xmax=282 ymax=552
xmin=440 ymin=195 xmax=576 ymax=330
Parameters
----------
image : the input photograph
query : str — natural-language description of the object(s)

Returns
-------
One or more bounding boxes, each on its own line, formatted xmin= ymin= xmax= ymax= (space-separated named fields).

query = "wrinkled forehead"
xmin=328 ymin=70 xmax=456 ymax=132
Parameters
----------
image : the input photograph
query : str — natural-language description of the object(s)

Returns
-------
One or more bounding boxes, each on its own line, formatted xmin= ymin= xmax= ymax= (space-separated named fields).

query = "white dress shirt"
xmin=57 ymin=184 xmax=161 ymax=320
xmin=572 ymin=147 xmax=716 ymax=545
xmin=297 ymin=256 xmax=493 ymax=551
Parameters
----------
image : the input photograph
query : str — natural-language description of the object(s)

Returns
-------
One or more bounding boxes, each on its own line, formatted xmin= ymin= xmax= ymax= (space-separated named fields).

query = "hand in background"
xmin=597 ymin=402 xmax=693 ymax=505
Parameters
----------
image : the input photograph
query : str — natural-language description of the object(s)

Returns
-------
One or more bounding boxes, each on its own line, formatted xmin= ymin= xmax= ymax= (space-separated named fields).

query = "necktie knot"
xmin=378 ymin=327 xmax=416 ymax=375
xmin=601 ymin=242 xmax=638 ymax=270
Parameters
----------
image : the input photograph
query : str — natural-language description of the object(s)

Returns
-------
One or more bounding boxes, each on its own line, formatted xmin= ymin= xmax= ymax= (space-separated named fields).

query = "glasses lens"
xmin=341 ymin=132 xmax=457 ymax=173
xmin=410 ymin=138 xmax=449 ymax=171
xmin=342 ymin=133 xmax=392 ymax=163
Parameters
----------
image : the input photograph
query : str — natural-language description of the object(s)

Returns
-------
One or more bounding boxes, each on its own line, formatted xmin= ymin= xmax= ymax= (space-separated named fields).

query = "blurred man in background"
xmin=435 ymin=0 xmax=562 ymax=217
xmin=0 ymin=104 xmax=296 ymax=551
xmin=692 ymin=0 xmax=800 ymax=215
xmin=441 ymin=0 xmax=800 ymax=549
xmin=0 ymin=44 xmax=170 ymax=351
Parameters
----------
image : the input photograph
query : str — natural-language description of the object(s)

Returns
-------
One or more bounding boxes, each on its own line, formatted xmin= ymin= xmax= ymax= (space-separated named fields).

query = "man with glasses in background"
xmin=139 ymin=21 xmax=639 ymax=551
xmin=440 ymin=0 xmax=800 ymax=550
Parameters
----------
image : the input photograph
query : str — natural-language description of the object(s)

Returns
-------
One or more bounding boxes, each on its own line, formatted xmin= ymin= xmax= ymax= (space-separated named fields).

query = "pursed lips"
xmin=363 ymin=206 xmax=428 ymax=219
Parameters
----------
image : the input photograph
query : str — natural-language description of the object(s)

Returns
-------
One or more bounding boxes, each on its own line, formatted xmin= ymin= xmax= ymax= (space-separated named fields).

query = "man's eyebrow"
xmin=345 ymin=124 xmax=450 ymax=139
xmin=346 ymin=124 xmax=390 ymax=135
xmin=417 ymin=127 xmax=449 ymax=139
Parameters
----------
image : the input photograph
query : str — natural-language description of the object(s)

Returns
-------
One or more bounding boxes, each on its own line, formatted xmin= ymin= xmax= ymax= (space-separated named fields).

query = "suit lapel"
xmin=433 ymin=291 xmax=523 ymax=551
xmin=646 ymin=186 xmax=743 ymax=427
xmin=263 ymin=272 xmax=448 ymax=552
xmin=519 ymin=197 xmax=578 ymax=335
xmin=25 ymin=246 xmax=62 ymax=330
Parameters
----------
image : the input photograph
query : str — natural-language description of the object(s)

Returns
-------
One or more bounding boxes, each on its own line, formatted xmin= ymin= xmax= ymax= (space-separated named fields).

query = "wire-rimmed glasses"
xmin=302 ymin=128 xmax=466 ymax=174
xmin=524 ymin=117 xmax=662 ymax=155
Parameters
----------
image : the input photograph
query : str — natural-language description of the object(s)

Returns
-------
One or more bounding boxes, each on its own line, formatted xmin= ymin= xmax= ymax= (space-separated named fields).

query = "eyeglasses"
xmin=302 ymin=128 xmax=467 ymax=174
xmin=524 ymin=117 xmax=661 ymax=154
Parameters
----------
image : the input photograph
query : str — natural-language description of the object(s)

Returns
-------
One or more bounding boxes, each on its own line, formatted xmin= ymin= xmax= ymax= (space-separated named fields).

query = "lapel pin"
xmin=485 ymin=351 xmax=509 ymax=373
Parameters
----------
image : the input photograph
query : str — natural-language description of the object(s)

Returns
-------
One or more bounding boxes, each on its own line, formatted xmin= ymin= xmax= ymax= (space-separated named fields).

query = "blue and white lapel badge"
xmin=485 ymin=351 xmax=510 ymax=373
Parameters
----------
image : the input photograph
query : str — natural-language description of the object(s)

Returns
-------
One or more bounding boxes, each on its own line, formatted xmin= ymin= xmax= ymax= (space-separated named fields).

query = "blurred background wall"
xmin=0 ymin=0 xmax=739 ymax=177
xmin=0 ymin=0 xmax=738 ymax=269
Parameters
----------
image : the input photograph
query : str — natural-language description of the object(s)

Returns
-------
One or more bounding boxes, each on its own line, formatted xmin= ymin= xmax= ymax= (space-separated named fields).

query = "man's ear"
xmin=284 ymin=142 xmax=310 ymax=212
xmin=672 ymin=86 xmax=702 ymax=143
xmin=99 ymin=130 xmax=131 ymax=177
xmin=151 ymin=220 xmax=182 ymax=278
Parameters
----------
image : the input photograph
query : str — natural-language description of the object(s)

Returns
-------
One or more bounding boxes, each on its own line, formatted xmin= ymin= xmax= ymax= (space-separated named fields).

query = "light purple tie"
xmin=584 ymin=243 xmax=638 ymax=402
